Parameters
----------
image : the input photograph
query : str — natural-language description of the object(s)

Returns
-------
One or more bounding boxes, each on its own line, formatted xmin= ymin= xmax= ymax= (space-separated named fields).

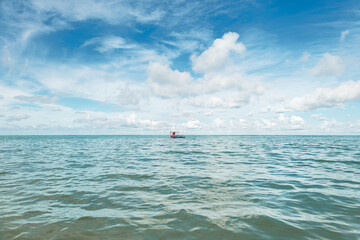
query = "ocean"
xmin=0 ymin=135 xmax=359 ymax=240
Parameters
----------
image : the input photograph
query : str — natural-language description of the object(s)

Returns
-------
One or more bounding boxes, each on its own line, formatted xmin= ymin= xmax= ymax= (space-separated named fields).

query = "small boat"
xmin=170 ymin=131 xmax=185 ymax=138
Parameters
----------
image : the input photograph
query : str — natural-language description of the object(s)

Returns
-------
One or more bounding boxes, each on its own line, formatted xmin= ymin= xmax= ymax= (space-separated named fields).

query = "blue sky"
xmin=0 ymin=0 xmax=360 ymax=134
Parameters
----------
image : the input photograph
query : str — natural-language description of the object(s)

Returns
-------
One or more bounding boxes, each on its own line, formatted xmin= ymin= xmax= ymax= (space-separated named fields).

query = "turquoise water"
xmin=0 ymin=135 xmax=359 ymax=240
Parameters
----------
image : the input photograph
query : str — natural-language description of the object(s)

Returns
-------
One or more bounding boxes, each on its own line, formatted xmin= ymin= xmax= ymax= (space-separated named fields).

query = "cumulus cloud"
xmin=82 ymin=36 xmax=137 ymax=53
xmin=73 ymin=112 xmax=204 ymax=131
xmin=73 ymin=112 xmax=164 ymax=130
xmin=192 ymin=32 xmax=246 ymax=73
xmin=238 ymin=114 xmax=306 ymax=131
xmin=6 ymin=114 xmax=30 ymax=122
xmin=340 ymin=29 xmax=350 ymax=42
xmin=283 ymin=80 xmax=360 ymax=111
xmin=186 ymin=92 xmax=253 ymax=109
xmin=147 ymin=62 xmax=194 ymax=98
xmin=147 ymin=61 xmax=264 ymax=102
xmin=116 ymin=86 xmax=148 ymax=106
xmin=14 ymin=95 xmax=59 ymax=104
xmin=259 ymin=114 xmax=305 ymax=130
xmin=309 ymin=53 xmax=345 ymax=77
xmin=179 ymin=119 xmax=201 ymax=129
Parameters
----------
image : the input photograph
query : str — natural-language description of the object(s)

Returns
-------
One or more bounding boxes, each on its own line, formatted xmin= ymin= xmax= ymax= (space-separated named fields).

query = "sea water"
xmin=0 ymin=135 xmax=359 ymax=239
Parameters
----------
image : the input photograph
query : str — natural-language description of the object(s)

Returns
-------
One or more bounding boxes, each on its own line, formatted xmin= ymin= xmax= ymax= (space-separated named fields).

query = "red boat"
xmin=170 ymin=131 xmax=185 ymax=138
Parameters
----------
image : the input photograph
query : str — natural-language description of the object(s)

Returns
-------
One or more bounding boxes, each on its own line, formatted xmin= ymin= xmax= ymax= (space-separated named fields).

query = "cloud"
xmin=0 ymin=0 xmax=165 ymax=67
xmin=147 ymin=62 xmax=264 ymax=101
xmin=192 ymin=32 xmax=246 ymax=73
xmin=147 ymin=62 xmax=194 ymax=98
xmin=260 ymin=114 xmax=305 ymax=130
xmin=212 ymin=118 xmax=225 ymax=128
xmin=311 ymin=118 xmax=360 ymax=133
xmin=299 ymin=52 xmax=310 ymax=62
xmin=179 ymin=119 xmax=201 ymax=129
xmin=311 ymin=113 xmax=327 ymax=121
xmin=73 ymin=112 xmax=165 ymax=130
xmin=0 ymin=1 xmax=71 ymax=66
xmin=29 ymin=0 xmax=171 ymax=25
xmin=283 ymin=80 xmax=360 ymax=111
xmin=14 ymin=95 xmax=59 ymax=104
xmin=30 ymin=0 xmax=127 ymax=24
xmin=116 ymin=85 xmax=148 ymax=106
xmin=128 ymin=8 xmax=165 ymax=23
xmin=6 ymin=114 xmax=30 ymax=122
xmin=171 ymin=110 xmax=197 ymax=118
xmin=309 ymin=53 xmax=345 ymax=77
xmin=340 ymin=29 xmax=350 ymax=42
xmin=186 ymin=92 xmax=253 ymax=109
xmin=238 ymin=114 xmax=306 ymax=131
xmin=51 ymin=107 xmax=63 ymax=112
xmin=82 ymin=36 xmax=137 ymax=53
xmin=0 ymin=84 xmax=32 ymax=107
xmin=163 ymin=29 xmax=213 ymax=53
xmin=29 ymin=62 xmax=151 ymax=105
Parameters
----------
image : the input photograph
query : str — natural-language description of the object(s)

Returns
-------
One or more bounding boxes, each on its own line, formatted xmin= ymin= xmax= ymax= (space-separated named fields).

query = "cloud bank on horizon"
xmin=0 ymin=0 xmax=360 ymax=134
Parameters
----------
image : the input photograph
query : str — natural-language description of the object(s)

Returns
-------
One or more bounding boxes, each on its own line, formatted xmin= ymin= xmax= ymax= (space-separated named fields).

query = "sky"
xmin=0 ymin=0 xmax=360 ymax=135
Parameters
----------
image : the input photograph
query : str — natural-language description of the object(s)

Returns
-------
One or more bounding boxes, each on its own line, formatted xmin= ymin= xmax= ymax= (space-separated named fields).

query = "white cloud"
xmin=300 ymin=52 xmax=310 ymax=62
xmin=116 ymin=85 xmax=148 ymax=106
xmin=73 ymin=112 xmax=203 ymax=131
xmin=283 ymin=80 xmax=360 ymax=111
xmin=73 ymin=112 xmax=164 ymax=130
xmin=340 ymin=29 xmax=350 ymax=42
xmin=29 ymin=62 xmax=151 ymax=105
xmin=147 ymin=62 xmax=264 ymax=103
xmin=309 ymin=53 xmax=345 ymax=77
xmin=52 ymin=107 xmax=63 ymax=112
xmin=6 ymin=114 xmax=30 ymax=122
xmin=82 ymin=36 xmax=137 ymax=53
xmin=128 ymin=8 xmax=165 ymax=23
xmin=31 ymin=0 xmax=127 ymax=24
xmin=171 ymin=110 xmax=196 ymax=118
xmin=311 ymin=113 xmax=327 ymax=121
xmin=212 ymin=118 xmax=225 ymax=128
xmin=179 ymin=119 xmax=201 ymax=129
xmin=204 ymin=114 xmax=307 ymax=132
xmin=240 ymin=114 xmax=306 ymax=131
xmin=0 ymin=84 xmax=30 ymax=106
xmin=192 ymin=32 xmax=246 ymax=73
xmin=29 ymin=0 xmax=170 ymax=25
xmin=14 ymin=95 xmax=59 ymax=104
xmin=316 ymin=118 xmax=356 ymax=133
xmin=186 ymin=92 xmax=253 ymax=109
xmin=164 ymin=29 xmax=213 ymax=53
xmin=147 ymin=62 xmax=194 ymax=98
xmin=0 ymin=1 xmax=71 ymax=67
xmin=263 ymin=114 xmax=305 ymax=130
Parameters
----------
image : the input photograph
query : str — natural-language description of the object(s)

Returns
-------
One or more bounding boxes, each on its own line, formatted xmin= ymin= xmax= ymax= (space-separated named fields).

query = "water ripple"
xmin=0 ymin=135 xmax=359 ymax=239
